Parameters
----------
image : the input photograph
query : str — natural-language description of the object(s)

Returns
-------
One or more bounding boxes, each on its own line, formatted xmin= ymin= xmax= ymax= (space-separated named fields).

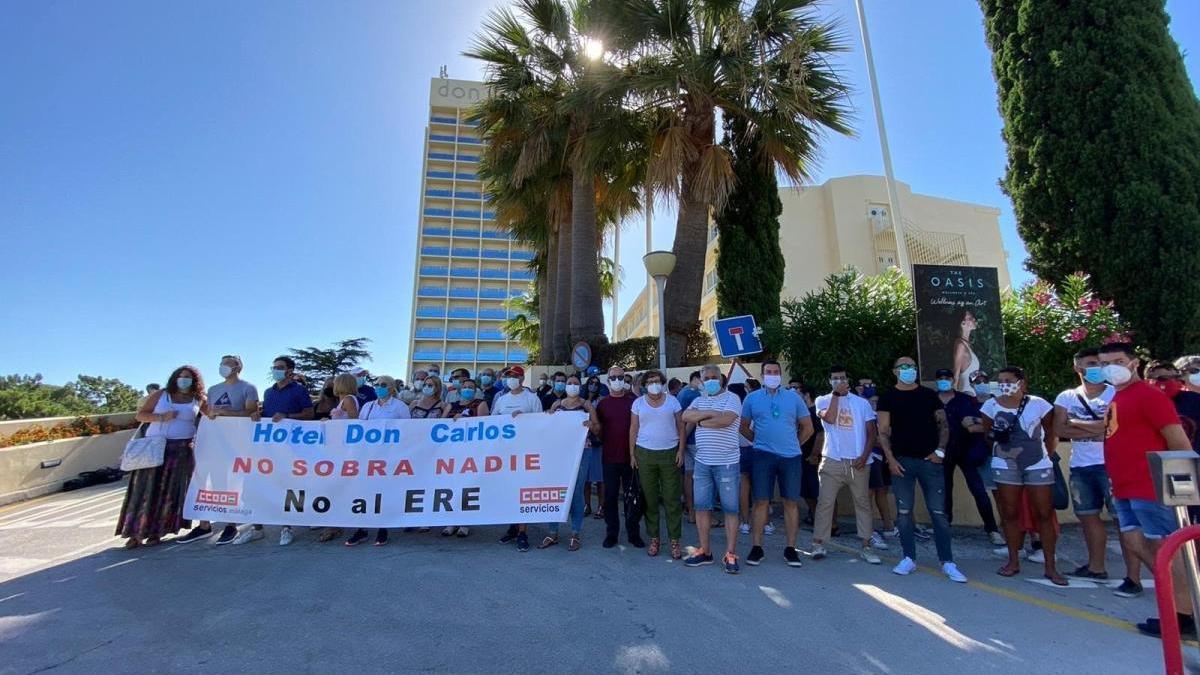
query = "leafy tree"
xmin=74 ymin=375 xmax=141 ymax=413
xmin=288 ymin=338 xmax=371 ymax=395
xmin=503 ymin=291 xmax=541 ymax=362
xmin=0 ymin=373 xmax=133 ymax=420
xmin=715 ymin=114 xmax=785 ymax=329
xmin=980 ymin=0 xmax=1200 ymax=355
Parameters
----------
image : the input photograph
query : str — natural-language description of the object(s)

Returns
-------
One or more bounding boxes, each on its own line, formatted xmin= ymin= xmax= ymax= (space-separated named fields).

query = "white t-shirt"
xmin=690 ymin=390 xmax=742 ymax=465
xmin=359 ymin=397 xmax=412 ymax=420
xmin=632 ymin=394 xmax=682 ymax=450
xmin=814 ymin=393 xmax=877 ymax=462
xmin=981 ymin=396 xmax=1054 ymax=471
xmin=490 ymin=388 xmax=543 ymax=416
xmin=1053 ymin=385 xmax=1114 ymax=468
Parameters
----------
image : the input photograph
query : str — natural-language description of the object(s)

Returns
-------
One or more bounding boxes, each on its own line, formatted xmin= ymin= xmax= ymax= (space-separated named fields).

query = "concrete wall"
xmin=0 ymin=428 xmax=135 ymax=506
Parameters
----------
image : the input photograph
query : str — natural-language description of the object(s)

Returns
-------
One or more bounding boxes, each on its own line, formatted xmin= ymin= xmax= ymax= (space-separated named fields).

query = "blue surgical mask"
xmin=357 ymin=376 xmax=367 ymax=388
xmin=554 ymin=381 xmax=566 ymax=393
xmin=480 ymin=375 xmax=493 ymax=386
xmin=703 ymin=379 xmax=721 ymax=396
xmin=460 ymin=388 xmax=476 ymax=401
xmin=374 ymin=386 xmax=390 ymax=400
xmin=271 ymin=369 xmax=286 ymax=382
xmin=897 ymin=367 xmax=918 ymax=384
xmin=1084 ymin=366 xmax=1105 ymax=385
xmin=936 ymin=379 xmax=952 ymax=392
xmin=973 ymin=383 xmax=992 ymax=398
xmin=176 ymin=377 xmax=193 ymax=390
xmin=421 ymin=385 xmax=435 ymax=397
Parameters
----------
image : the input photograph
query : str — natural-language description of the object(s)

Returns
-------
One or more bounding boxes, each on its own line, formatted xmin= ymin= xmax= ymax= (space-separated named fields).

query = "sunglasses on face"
xmin=896 ymin=364 xmax=916 ymax=371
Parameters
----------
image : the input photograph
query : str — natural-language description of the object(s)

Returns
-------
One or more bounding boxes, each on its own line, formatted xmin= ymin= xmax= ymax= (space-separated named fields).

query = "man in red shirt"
xmin=1100 ymin=342 xmax=1196 ymax=637
xmin=595 ymin=366 xmax=645 ymax=549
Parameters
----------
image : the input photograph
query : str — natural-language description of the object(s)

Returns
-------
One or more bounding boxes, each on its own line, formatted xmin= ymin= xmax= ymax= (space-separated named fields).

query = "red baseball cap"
xmin=506 ymin=365 xmax=526 ymax=378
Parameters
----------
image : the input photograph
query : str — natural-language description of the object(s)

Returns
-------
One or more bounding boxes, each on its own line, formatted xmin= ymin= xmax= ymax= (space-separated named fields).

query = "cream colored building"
xmin=615 ymin=175 xmax=1011 ymax=343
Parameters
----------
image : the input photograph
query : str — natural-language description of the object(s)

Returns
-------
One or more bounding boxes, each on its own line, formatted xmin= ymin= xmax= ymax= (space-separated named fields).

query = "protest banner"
xmin=912 ymin=264 xmax=1005 ymax=394
xmin=183 ymin=412 xmax=588 ymax=527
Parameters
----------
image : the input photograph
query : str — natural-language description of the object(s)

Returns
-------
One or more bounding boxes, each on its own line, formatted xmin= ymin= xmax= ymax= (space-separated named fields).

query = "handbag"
xmin=120 ymin=402 xmax=168 ymax=472
xmin=623 ymin=469 xmax=644 ymax=523
xmin=1050 ymin=451 xmax=1070 ymax=511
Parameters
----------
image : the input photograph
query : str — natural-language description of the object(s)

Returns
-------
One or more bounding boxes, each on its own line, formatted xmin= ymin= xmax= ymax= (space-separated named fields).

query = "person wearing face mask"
xmin=489 ymin=366 xmax=545 ymax=551
xmin=1051 ymin=347 xmax=1123 ymax=585
xmin=1147 ymin=360 xmax=1200 ymax=450
xmin=594 ymin=365 xmax=644 ymax=549
xmin=739 ymin=360 xmax=814 ymax=568
xmin=541 ymin=375 xmax=600 ymax=551
xmin=681 ymin=365 xmax=744 ymax=573
xmin=1176 ymin=356 xmax=1200 ymax=394
xmin=118 ymin=365 xmax=207 ymax=549
xmin=539 ymin=371 xmax=568 ymax=411
xmin=935 ymin=368 xmax=1002 ymax=546
xmin=876 ymin=357 xmax=965 ymax=582
xmin=581 ymin=373 xmax=608 ymax=518
xmin=350 ymin=366 xmax=376 ymax=407
xmin=478 ymin=368 xmax=500 ymax=408
xmin=980 ymin=366 xmax=1064 ymax=585
xmin=427 ymin=376 xmax=489 ymax=540
xmin=536 ymin=373 xmax=552 ymax=399
xmin=175 ymin=355 xmax=261 ymax=545
xmin=400 ymin=369 xmax=427 ymax=405
xmin=344 ymin=375 xmax=409 ymax=547
xmin=630 ymin=370 xmax=686 ymax=559
xmin=1098 ymin=343 xmax=1199 ymax=638
xmin=678 ymin=371 xmax=703 ymax=524
xmin=809 ymin=366 xmax=881 ymax=565
xmin=444 ymin=368 xmax=470 ymax=405
xmin=410 ymin=376 xmax=449 ymax=420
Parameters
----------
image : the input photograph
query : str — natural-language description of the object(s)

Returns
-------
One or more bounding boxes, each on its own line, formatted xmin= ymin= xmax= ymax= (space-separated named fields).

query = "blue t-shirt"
xmin=742 ymin=388 xmax=809 ymax=458
xmin=942 ymin=392 xmax=986 ymax=461
xmin=262 ymin=381 xmax=314 ymax=418
xmin=678 ymin=387 xmax=701 ymax=445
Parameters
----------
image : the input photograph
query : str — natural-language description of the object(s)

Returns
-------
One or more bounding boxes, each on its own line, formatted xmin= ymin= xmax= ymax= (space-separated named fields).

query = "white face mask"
xmin=1190 ymin=373 xmax=1200 ymax=388
xmin=997 ymin=381 xmax=1020 ymax=396
xmin=219 ymin=364 xmax=234 ymax=378
xmin=505 ymin=377 xmax=521 ymax=390
xmin=763 ymin=374 xmax=782 ymax=390
xmin=1103 ymin=364 xmax=1132 ymax=386
xmin=565 ymin=384 xmax=581 ymax=397
xmin=608 ymin=378 xmax=624 ymax=391
xmin=646 ymin=383 xmax=663 ymax=396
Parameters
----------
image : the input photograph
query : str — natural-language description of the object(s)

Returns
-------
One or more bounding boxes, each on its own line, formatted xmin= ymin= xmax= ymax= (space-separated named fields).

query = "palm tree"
xmin=604 ymin=0 xmax=852 ymax=364
xmin=502 ymin=291 xmax=541 ymax=359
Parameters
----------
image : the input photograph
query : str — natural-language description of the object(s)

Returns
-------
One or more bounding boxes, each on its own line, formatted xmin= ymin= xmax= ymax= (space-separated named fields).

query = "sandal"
xmin=144 ymin=536 xmax=161 ymax=547
xmin=997 ymin=564 xmax=1020 ymax=577
xmin=538 ymin=536 xmax=559 ymax=549
xmin=568 ymin=535 xmax=581 ymax=552
xmin=648 ymin=538 xmax=661 ymax=557
xmin=123 ymin=538 xmax=141 ymax=550
xmin=670 ymin=540 xmax=682 ymax=560
xmin=1044 ymin=573 xmax=1069 ymax=587
xmin=593 ymin=509 xmax=605 ymax=520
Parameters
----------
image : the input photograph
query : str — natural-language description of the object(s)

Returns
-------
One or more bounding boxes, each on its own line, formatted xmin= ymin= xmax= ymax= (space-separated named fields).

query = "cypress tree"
xmin=714 ymin=115 xmax=786 ymax=330
xmin=980 ymin=0 xmax=1200 ymax=354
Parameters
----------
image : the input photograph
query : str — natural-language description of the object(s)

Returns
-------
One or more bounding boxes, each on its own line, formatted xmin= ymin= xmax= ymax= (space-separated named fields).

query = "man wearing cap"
xmin=490 ymin=365 xmax=545 ymax=552
xmin=352 ymin=367 xmax=377 ymax=407
xmin=936 ymin=367 xmax=1001 ymax=545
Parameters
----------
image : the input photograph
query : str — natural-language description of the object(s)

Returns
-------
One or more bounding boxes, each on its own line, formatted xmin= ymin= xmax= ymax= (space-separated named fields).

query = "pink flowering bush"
xmin=1002 ymin=272 xmax=1131 ymax=395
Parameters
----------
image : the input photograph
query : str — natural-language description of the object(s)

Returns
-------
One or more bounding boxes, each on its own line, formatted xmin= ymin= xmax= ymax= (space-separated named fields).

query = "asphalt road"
xmin=0 ymin=482 xmax=1185 ymax=674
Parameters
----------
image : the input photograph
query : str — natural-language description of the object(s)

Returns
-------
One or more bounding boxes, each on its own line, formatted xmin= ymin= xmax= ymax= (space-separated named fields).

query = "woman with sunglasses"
xmin=630 ymin=370 xmax=686 ymax=559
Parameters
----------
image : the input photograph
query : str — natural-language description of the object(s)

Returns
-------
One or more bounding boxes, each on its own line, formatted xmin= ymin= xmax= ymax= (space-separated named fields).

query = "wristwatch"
xmin=933 ymin=448 xmax=945 ymax=459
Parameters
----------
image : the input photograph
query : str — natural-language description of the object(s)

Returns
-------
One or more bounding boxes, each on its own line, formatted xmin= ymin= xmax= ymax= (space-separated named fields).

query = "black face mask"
xmin=323 ymin=386 xmax=334 ymax=398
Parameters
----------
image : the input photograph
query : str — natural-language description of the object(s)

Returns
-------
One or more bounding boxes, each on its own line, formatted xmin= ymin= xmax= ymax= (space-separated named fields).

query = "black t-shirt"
xmin=877 ymin=386 xmax=944 ymax=459
xmin=1175 ymin=391 xmax=1200 ymax=449
xmin=801 ymin=407 xmax=822 ymax=457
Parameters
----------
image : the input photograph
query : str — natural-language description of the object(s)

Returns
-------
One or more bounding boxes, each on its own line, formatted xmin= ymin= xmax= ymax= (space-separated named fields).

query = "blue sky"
xmin=2 ymin=0 xmax=1198 ymax=391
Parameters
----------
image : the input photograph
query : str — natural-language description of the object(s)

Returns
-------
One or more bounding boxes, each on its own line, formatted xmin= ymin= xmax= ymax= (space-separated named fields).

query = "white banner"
xmin=183 ymin=412 xmax=587 ymax=527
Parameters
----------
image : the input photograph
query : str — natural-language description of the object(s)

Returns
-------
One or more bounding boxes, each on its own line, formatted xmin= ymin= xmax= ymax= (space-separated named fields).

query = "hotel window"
xmin=704 ymin=269 xmax=719 ymax=294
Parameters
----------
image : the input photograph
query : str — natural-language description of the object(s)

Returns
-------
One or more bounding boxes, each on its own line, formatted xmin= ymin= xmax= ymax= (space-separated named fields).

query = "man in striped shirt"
xmin=681 ymin=364 xmax=743 ymax=573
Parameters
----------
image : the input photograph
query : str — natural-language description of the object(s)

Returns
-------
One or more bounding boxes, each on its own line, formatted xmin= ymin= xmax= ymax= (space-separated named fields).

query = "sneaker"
xmin=784 ymin=546 xmax=803 ymax=567
xmin=345 ymin=529 xmax=368 ymax=546
xmin=215 ymin=525 xmax=239 ymax=545
xmin=738 ymin=522 xmax=751 ymax=535
xmin=861 ymin=548 xmax=882 ymax=565
xmin=1136 ymin=614 xmax=1197 ymax=638
xmin=175 ymin=526 xmax=213 ymax=544
xmin=1067 ymin=564 xmax=1108 ymax=580
xmin=882 ymin=526 xmax=900 ymax=538
xmin=869 ymin=532 xmax=889 ymax=550
xmin=764 ymin=522 xmax=776 ymax=536
xmin=516 ymin=532 xmax=530 ymax=552
xmin=441 ymin=526 xmax=457 ymax=537
xmin=1027 ymin=548 xmax=1046 ymax=564
xmin=988 ymin=530 xmax=1005 ymax=546
xmin=892 ymin=557 xmax=917 ymax=576
xmin=278 ymin=527 xmax=293 ymax=546
xmin=723 ymin=553 xmax=740 ymax=575
xmin=602 ymin=535 xmax=618 ymax=548
xmin=942 ymin=561 xmax=967 ymax=583
xmin=499 ymin=525 xmax=519 ymax=544
xmin=684 ymin=552 xmax=715 ymax=567
xmin=810 ymin=544 xmax=827 ymax=560
xmin=374 ymin=529 xmax=389 ymax=546
xmin=746 ymin=545 xmax=765 ymax=566
xmin=1113 ymin=577 xmax=1144 ymax=598
xmin=456 ymin=527 xmax=469 ymax=538
xmin=231 ymin=527 xmax=264 ymax=545
xmin=914 ymin=524 xmax=932 ymax=540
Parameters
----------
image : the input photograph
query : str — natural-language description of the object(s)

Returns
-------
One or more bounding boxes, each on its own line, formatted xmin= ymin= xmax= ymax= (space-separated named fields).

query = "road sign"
xmin=714 ymin=315 xmax=763 ymax=358
xmin=571 ymin=341 xmax=592 ymax=371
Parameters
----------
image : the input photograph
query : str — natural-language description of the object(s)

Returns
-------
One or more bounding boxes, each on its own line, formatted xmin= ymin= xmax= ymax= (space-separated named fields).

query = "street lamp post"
xmin=642 ymin=250 xmax=676 ymax=372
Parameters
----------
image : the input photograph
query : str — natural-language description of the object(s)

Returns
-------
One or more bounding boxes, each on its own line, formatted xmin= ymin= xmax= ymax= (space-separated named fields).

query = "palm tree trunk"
xmin=553 ymin=216 xmax=573 ymax=364
xmin=569 ymin=166 xmax=606 ymax=347
xmin=663 ymin=130 xmax=714 ymax=366
xmin=538 ymin=231 xmax=555 ymax=364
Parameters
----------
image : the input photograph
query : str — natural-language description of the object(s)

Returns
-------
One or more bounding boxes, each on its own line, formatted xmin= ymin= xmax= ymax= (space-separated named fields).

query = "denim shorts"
xmin=977 ymin=462 xmax=996 ymax=490
xmin=994 ymin=463 xmax=1054 ymax=487
xmin=1069 ymin=464 xmax=1113 ymax=516
xmin=751 ymin=450 xmax=802 ymax=501
xmin=694 ymin=461 xmax=740 ymax=514
xmin=739 ymin=447 xmax=755 ymax=475
xmin=683 ymin=444 xmax=697 ymax=473
xmin=1114 ymin=498 xmax=1180 ymax=540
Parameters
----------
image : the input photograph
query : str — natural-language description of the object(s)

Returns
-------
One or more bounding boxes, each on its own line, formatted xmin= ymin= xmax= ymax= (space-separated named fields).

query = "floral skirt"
xmin=115 ymin=438 xmax=195 ymax=540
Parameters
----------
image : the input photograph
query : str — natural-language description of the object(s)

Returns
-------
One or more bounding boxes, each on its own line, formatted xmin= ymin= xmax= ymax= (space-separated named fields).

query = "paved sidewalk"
xmin=0 ymin=483 xmax=1187 ymax=674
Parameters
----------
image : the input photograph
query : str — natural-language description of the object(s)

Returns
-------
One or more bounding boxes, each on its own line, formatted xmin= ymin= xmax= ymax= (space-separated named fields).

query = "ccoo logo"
xmin=519 ymin=486 xmax=567 ymax=504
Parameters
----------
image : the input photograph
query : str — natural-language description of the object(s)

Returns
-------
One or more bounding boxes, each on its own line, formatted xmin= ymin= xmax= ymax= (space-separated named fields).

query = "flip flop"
xmin=537 ymin=536 xmax=559 ymax=549
xmin=568 ymin=536 xmax=581 ymax=552
xmin=997 ymin=565 xmax=1020 ymax=577
xmin=1045 ymin=574 xmax=1069 ymax=587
